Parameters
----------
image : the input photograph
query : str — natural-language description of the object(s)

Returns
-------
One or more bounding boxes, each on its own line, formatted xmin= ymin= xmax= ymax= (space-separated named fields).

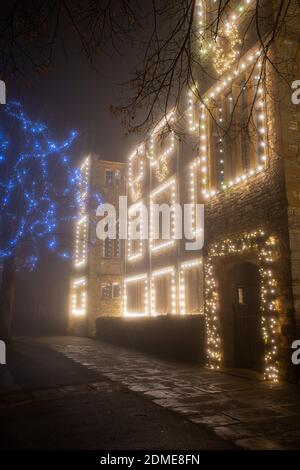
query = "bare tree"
xmin=0 ymin=1 xmax=299 ymax=134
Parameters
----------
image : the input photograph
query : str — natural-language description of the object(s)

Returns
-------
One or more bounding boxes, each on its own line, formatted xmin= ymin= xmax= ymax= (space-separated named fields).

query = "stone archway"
xmin=205 ymin=230 xmax=280 ymax=381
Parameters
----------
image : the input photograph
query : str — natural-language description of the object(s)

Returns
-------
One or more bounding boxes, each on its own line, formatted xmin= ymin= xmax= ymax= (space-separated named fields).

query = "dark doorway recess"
xmin=219 ymin=261 xmax=264 ymax=372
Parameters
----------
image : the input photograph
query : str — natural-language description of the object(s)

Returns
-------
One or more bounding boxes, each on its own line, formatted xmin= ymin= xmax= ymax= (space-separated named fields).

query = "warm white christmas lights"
xmin=71 ymin=277 xmax=87 ymax=316
xmin=71 ymin=156 xmax=90 ymax=319
xmin=123 ymin=273 xmax=149 ymax=317
xmin=151 ymin=266 xmax=177 ymax=316
xmin=74 ymin=156 xmax=90 ymax=269
xmin=127 ymin=201 xmax=144 ymax=261
xmin=180 ymin=258 xmax=203 ymax=315
xmin=213 ymin=21 xmax=241 ymax=75
xmin=149 ymin=110 xmax=175 ymax=170
xmin=74 ymin=215 xmax=88 ymax=267
xmin=150 ymin=177 xmax=177 ymax=253
xmin=205 ymin=229 xmax=279 ymax=381
xmin=78 ymin=156 xmax=90 ymax=215
xmin=199 ymin=48 xmax=268 ymax=199
xmin=128 ymin=144 xmax=145 ymax=202
xmin=197 ymin=0 xmax=255 ymax=57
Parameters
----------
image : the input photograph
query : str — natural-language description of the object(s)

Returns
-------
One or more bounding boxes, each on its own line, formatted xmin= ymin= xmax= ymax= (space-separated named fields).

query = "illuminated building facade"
xmin=69 ymin=156 xmax=126 ymax=336
xmin=124 ymin=0 xmax=300 ymax=381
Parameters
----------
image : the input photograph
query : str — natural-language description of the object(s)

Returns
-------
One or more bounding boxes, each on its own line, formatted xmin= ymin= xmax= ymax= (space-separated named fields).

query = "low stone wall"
xmin=95 ymin=315 xmax=206 ymax=362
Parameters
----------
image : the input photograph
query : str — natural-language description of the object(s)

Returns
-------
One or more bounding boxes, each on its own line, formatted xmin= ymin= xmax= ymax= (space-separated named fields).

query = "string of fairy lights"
xmin=194 ymin=47 xmax=268 ymax=198
xmin=71 ymin=277 xmax=88 ymax=316
xmin=180 ymin=259 xmax=203 ymax=316
xmin=128 ymin=144 xmax=145 ymax=202
xmin=122 ymin=1 xmax=280 ymax=380
xmin=149 ymin=110 xmax=176 ymax=183
xmin=196 ymin=0 xmax=255 ymax=63
xmin=72 ymin=156 xmax=90 ymax=316
xmin=150 ymin=177 xmax=177 ymax=253
xmin=123 ymin=260 xmax=203 ymax=317
xmin=74 ymin=156 xmax=90 ymax=267
xmin=127 ymin=201 xmax=144 ymax=261
xmin=123 ymin=273 xmax=148 ymax=317
xmin=213 ymin=21 xmax=241 ymax=75
xmin=205 ymin=230 xmax=279 ymax=381
xmin=151 ymin=266 xmax=177 ymax=316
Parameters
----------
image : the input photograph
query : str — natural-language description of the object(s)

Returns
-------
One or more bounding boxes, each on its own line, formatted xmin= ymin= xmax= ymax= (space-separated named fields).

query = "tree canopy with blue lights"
xmin=0 ymin=101 xmax=79 ymax=340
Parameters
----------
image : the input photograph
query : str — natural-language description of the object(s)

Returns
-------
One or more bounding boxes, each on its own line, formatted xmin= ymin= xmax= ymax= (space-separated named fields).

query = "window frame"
xmin=199 ymin=49 xmax=268 ymax=198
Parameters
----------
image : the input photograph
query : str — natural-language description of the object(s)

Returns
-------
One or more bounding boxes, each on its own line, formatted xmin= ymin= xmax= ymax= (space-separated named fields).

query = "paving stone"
xmin=235 ymin=437 xmax=286 ymax=450
xmin=42 ymin=336 xmax=300 ymax=450
xmin=171 ymin=406 xmax=202 ymax=416
xmin=214 ymin=425 xmax=254 ymax=440
xmin=223 ymin=407 xmax=286 ymax=423
xmin=190 ymin=414 xmax=239 ymax=427
xmin=143 ymin=390 xmax=177 ymax=399
xmin=152 ymin=398 xmax=184 ymax=408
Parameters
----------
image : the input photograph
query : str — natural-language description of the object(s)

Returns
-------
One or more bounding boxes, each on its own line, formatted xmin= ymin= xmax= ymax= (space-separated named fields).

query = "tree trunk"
xmin=0 ymin=255 xmax=16 ymax=343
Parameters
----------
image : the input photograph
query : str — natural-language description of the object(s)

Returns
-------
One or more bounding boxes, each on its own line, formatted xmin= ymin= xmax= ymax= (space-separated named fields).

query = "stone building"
xmin=69 ymin=156 xmax=126 ymax=337
xmin=68 ymin=1 xmax=300 ymax=382
xmin=124 ymin=0 xmax=300 ymax=382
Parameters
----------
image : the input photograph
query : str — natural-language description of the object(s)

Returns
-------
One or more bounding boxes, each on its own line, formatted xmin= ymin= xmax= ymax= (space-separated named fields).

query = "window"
xmin=124 ymin=274 xmax=148 ymax=316
xmin=150 ymin=178 xmax=177 ymax=253
xmin=154 ymin=277 xmax=169 ymax=315
xmin=237 ymin=286 xmax=247 ymax=305
xmin=103 ymin=238 xmax=112 ymax=258
xmin=101 ymin=283 xmax=111 ymax=299
xmin=103 ymin=223 xmax=120 ymax=258
xmin=201 ymin=62 xmax=267 ymax=195
xmin=128 ymin=203 xmax=144 ymax=261
xmin=129 ymin=146 xmax=145 ymax=202
xmin=180 ymin=259 xmax=204 ymax=315
xmin=105 ymin=169 xmax=113 ymax=185
xmin=114 ymin=222 xmax=120 ymax=257
xmin=112 ymin=283 xmax=121 ymax=298
xmin=209 ymin=75 xmax=261 ymax=188
xmin=115 ymin=170 xmax=121 ymax=184
xmin=151 ymin=267 xmax=176 ymax=315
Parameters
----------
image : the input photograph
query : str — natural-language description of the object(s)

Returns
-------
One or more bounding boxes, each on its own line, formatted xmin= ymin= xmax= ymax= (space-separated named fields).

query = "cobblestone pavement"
xmin=0 ymin=337 xmax=234 ymax=450
xmin=39 ymin=336 xmax=300 ymax=450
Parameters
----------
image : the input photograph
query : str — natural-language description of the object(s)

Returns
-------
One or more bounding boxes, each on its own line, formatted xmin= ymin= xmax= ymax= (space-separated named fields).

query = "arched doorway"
xmin=220 ymin=262 xmax=264 ymax=372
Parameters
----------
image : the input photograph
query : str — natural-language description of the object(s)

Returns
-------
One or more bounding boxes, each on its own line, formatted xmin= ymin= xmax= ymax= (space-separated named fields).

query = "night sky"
xmin=4 ymin=13 xmax=143 ymax=334
xmin=9 ymin=30 xmax=140 ymax=164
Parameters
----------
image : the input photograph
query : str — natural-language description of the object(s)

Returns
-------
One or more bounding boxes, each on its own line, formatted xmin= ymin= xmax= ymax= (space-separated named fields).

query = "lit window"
xmin=200 ymin=52 xmax=268 ymax=198
xmin=238 ymin=286 xmax=245 ymax=305
xmin=208 ymin=73 xmax=264 ymax=189
xmin=124 ymin=274 xmax=148 ymax=317
xmin=129 ymin=145 xmax=145 ymax=203
xmin=151 ymin=267 xmax=177 ymax=316
xmin=180 ymin=259 xmax=204 ymax=315
xmin=150 ymin=178 xmax=177 ymax=253
xmin=128 ymin=203 xmax=144 ymax=261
